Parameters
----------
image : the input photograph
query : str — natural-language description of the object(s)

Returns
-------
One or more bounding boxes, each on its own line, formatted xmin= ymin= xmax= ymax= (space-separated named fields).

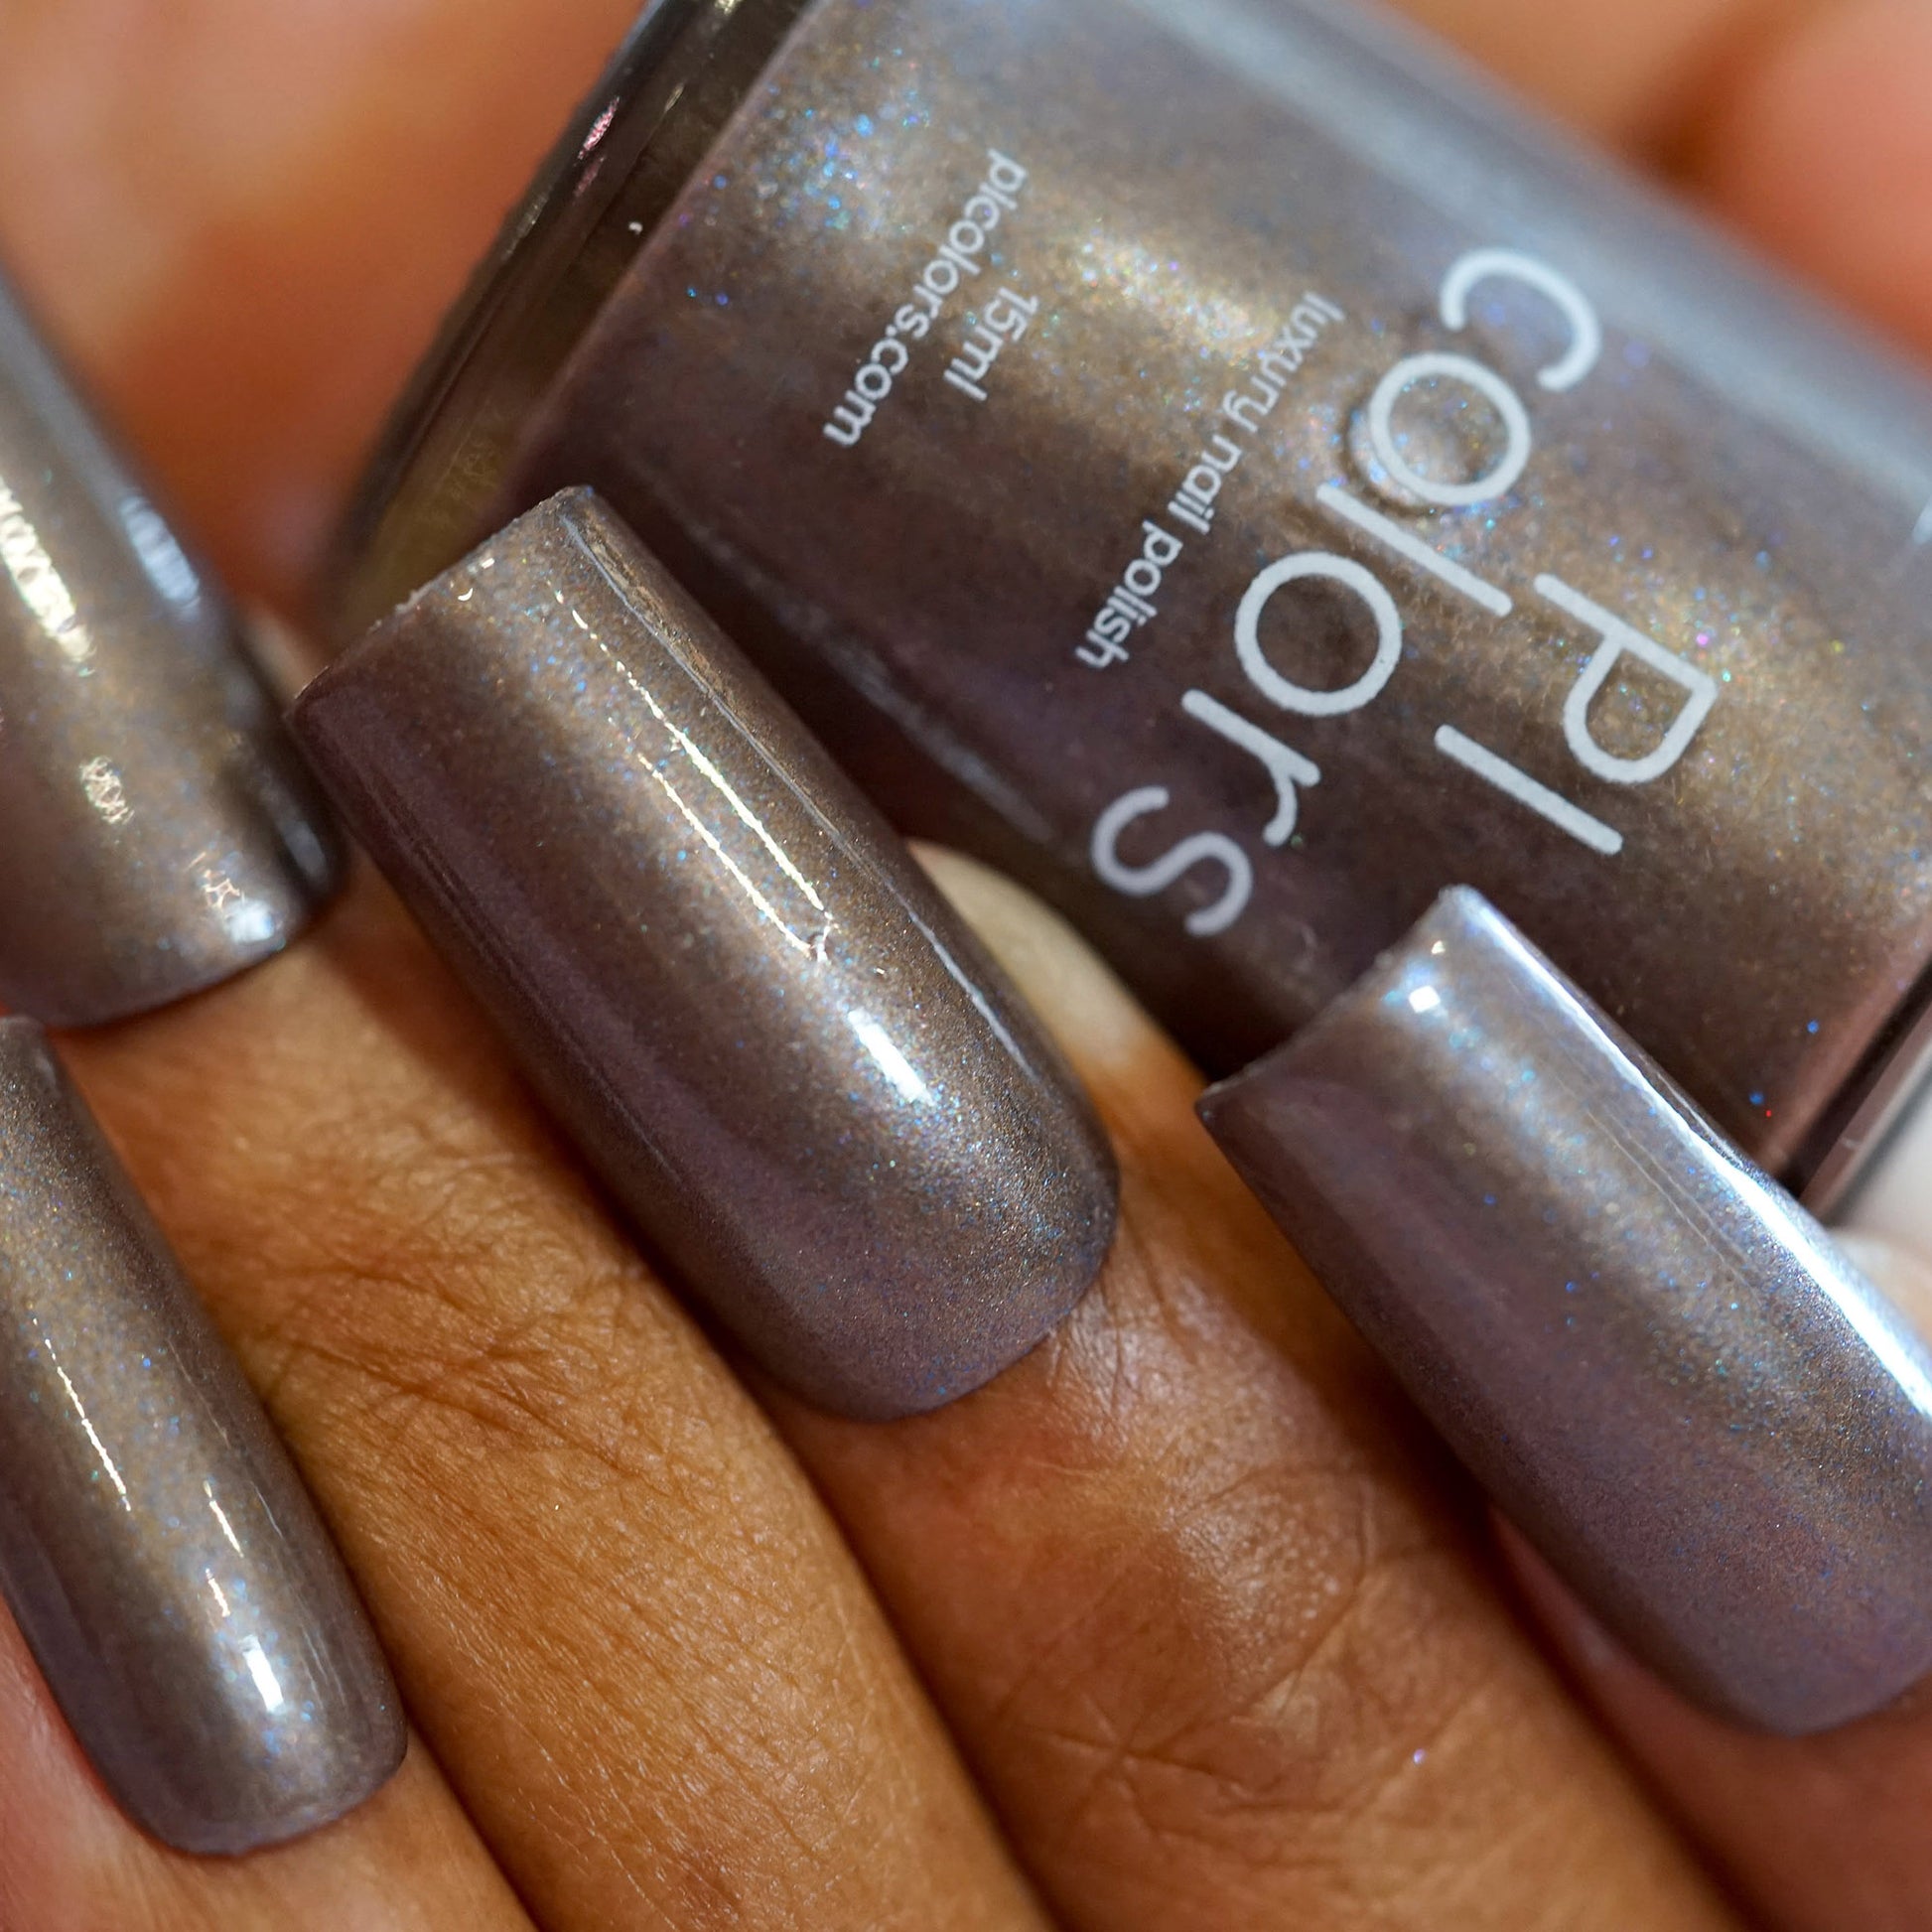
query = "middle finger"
xmin=775 ymin=854 xmax=1739 ymax=1932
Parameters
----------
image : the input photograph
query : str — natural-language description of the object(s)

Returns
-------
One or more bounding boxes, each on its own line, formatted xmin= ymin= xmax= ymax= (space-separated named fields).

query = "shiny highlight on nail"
xmin=0 ymin=1019 xmax=404 ymax=1852
xmin=291 ymin=489 xmax=1116 ymax=1420
xmin=0 ymin=270 xmax=341 ymax=1026
xmin=1200 ymin=889 xmax=1932 ymax=1734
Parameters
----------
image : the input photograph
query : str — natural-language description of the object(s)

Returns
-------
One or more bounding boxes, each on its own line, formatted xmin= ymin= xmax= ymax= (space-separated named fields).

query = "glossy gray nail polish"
xmin=0 ymin=1018 xmax=404 ymax=1853
xmin=1198 ymin=889 xmax=1932 ymax=1735
xmin=0 ymin=270 xmax=341 ymax=1027
xmin=291 ymin=488 xmax=1116 ymax=1420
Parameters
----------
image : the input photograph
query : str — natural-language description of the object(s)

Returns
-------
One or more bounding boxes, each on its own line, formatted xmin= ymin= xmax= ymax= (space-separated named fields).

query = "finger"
xmin=0 ymin=1603 xmax=534 ymax=1932
xmin=1682 ymin=0 xmax=1932 ymax=357
xmin=1497 ymin=1234 xmax=1932 ymax=1932
xmin=61 ymin=870 xmax=1049 ymax=1932
xmin=762 ymin=849 xmax=1736 ymax=1932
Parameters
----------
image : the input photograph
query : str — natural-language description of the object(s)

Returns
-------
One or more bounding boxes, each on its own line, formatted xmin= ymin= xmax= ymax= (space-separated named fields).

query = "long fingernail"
xmin=0 ymin=272 xmax=341 ymax=1026
xmin=0 ymin=1019 xmax=404 ymax=1852
xmin=289 ymin=488 xmax=1116 ymax=1420
xmin=1199 ymin=887 xmax=1932 ymax=1735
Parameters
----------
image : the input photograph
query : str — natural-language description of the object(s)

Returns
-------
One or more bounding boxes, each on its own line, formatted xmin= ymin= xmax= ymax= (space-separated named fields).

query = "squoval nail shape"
xmin=1199 ymin=888 xmax=1932 ymax=1735
xmin=0 ymin=1019 xmax=403 ymax=1853
xmin=291 ymin=489 xmax=1117 ymax=1420
xmin=0 ymin=270 xmax=341 ymax=1026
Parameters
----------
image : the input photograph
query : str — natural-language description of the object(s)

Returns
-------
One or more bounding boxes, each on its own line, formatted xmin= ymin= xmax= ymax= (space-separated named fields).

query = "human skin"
xmin=1 ymin=3 xmax=1931 ymax=1928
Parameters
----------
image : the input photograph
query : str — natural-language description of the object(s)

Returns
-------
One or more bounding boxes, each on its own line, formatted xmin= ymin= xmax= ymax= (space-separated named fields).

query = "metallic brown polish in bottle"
xmin=337 ymin=0 xmax=1932 ymax=1206
xmin=0 ymin=270 xmax=341 ymax=1027
xmin=0 ymin=1018 xmax=404 ymax=1854
xmin=1198 ymin=890 xmax=1932 ymax=1736
xmin=292 ymin=489 xmax=1117 ymax=1421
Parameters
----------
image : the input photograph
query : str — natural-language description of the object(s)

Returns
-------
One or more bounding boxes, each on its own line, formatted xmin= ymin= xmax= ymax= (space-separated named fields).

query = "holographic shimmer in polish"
xmin=0 ymin=1019 xmax=403 ymax=1853
xmin=337 ymin=0 xmax=1932 ymax=1199
xmin=292 ymin=489 xmax=1116 ymax=1420
xmin=0 ymin=271 xmax=341 ymax=1026
xmin=1200 ymin=889 xmax=1932 ymax=1735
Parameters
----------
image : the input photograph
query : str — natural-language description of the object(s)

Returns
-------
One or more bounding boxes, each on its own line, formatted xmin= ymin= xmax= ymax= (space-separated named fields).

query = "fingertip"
xmin=911 ymin=843 xmax=1185 ymax=1095
xmin=1687 ymin=0 xmax=1932 ymax=358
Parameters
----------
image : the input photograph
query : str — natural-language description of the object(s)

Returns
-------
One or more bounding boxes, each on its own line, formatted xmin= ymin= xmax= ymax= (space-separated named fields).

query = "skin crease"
xmin=0 ymin=0 xmax=1927 ymax=1927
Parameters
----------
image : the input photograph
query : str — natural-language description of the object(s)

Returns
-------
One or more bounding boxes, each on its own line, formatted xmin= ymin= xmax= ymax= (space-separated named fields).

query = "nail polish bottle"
xmin=332 ymin=0 xmax=1932 ymax=1239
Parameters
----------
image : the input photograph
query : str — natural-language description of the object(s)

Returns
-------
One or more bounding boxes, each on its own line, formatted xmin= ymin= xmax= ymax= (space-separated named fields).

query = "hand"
xmin=1 ymin=4 xmax=1929 ymax=1928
